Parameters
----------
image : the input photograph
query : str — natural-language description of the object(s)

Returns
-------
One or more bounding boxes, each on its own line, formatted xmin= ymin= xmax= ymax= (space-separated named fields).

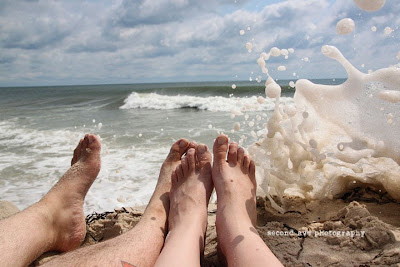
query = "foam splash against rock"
xmin=249 ymin=45 xmax=400 ymax=212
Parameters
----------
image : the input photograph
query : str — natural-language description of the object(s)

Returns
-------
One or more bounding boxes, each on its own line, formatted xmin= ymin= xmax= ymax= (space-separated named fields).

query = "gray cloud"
xmin=67 ymin=41 xmax=118 ymax=53
xmin=109 ymin=0 xmax=249 ymax=27
xmin=0 ymin=54 xmax=16 ymax=64
xmin=1 ymin=28 xmax=70 ymax=50
xmin=0 ymin=1 xmax=77 ymax=50
xmin=0 ymin=0 xmax=398 ymax=86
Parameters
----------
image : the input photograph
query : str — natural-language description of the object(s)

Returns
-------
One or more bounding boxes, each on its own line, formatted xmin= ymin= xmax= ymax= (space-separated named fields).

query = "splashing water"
xmin=249 ymin=45 xmax=400 ymax=212
xmin=277 ymin=66 xmax=286 ymax=71
xmin=384 ymin=26 xmax=394 ymax=36
xmin=353 ymin=0 xmax=386 ymax=12
xmin=336 ymin=18 xmax=355 ymax=35
xmin=246 ymin=42 xmax=253 ymax=53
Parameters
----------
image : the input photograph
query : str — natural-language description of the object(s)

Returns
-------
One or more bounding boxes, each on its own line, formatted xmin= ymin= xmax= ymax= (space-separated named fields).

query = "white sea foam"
xmin=0 ymin=120 xmax=82 ymax=207
xmin=120 ymin=92 xmax=293 ymax=112
xmin=336 ymin=18 xmax=355 ymax=35
xmin=249 ymin=45 xmax=400 ymax=212
xmin=353 ymin=0 xmax=386 ymax=12
xmin=0 ymin=120 xmax=178 ymax=213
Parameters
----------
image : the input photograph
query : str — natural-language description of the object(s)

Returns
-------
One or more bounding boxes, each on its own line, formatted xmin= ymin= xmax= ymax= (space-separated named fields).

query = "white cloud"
xmin=0 ymin=0 xmax=398 ymax=86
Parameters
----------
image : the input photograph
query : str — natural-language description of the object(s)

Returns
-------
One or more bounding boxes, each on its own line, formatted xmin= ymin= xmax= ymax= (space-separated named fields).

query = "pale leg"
xmin=155 ymin=144 xmax=214 ymax=267
xmin=212 ymin=134 xmax=283 ymax=267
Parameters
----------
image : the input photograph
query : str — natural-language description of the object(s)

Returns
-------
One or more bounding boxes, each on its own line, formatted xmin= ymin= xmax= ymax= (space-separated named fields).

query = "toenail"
xmin=179 ymin=140 xmax=188 ymax=147
xmin=88 ymin=135 xmax=94 ymax=144
xmin=198 ymin=145 xmax=206 ymax=153
xmin=190 ymin=141 xmax=197 ymax=147
xmin=217 ymin=136 xmax=227 ymax=145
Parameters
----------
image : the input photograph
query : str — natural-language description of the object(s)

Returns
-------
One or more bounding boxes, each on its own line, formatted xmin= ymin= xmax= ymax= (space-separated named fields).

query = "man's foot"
xmin=38 ymin=134 xmax=101 ymax=252
xmin=143 ymin=139 xmax=192 ymax=218
xmin=168 ymin=144 xmax=214 ymax=252
xmin=212 ymin=134 xmax=257 ymax=254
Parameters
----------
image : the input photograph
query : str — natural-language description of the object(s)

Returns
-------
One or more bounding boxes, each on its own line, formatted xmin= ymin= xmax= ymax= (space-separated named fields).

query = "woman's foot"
xmin=155 ymin=144 xmax=214 ymax=267
xmin=38 ymin=134 xmax=101 ymax=252
xmin=212 ymin=134 xmax=283 ymax=267
xmin=169 ymin=145 xmax=213 ymax=243
xmin=212 ymin=134 xmax=257 ymax=234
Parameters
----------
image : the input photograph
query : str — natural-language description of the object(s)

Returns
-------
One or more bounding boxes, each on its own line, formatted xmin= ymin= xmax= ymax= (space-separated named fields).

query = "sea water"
xmin=0 ymin=81 xmax=307 ymax=213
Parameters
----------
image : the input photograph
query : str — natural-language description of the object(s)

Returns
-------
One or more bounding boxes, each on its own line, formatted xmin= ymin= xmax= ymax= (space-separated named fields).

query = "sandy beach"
xmin=2 ymin=191 xmax=399 ymax=267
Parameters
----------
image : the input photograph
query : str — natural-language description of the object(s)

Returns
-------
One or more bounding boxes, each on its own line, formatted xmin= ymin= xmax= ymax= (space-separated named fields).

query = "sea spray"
xmin=240 ymin=0 xmax=400 ymax=212
xmin=336 ymin=18 xmax=355 ymax=35
xmin=353 ymin=0 xmax=386 ymax=12
xmin=249 ymin=45 xmax=400 ymax=212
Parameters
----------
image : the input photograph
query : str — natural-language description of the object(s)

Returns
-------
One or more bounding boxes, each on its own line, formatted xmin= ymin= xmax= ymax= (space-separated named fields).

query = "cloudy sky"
xmin=0 ymin=0 xmax=399 ymax=86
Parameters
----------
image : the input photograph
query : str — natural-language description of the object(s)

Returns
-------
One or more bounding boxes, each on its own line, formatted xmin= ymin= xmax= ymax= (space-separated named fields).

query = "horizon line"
xmin=0 ymin=78 xmax=347 ymax=89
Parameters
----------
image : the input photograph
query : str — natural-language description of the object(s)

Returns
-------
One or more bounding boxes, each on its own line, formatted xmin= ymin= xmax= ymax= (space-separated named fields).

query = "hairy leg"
xmin=0 ymin=134 xmax=101 ymax=267
xmin=43 ymin=138 xmax=192 ymax=267
xmin=212 ymin=134 xmax=283 ymax=267
xmin=155 ymin=144 xmax=213 ymax=267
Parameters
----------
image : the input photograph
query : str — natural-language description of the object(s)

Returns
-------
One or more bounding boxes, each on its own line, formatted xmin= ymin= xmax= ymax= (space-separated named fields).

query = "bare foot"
xmin=38 ymin=134 xmax=101 ymax=252
xmin=155 ymin=144 xmax=213 ymax=267
xmin=39 ymin=140 xmax=193 ymax=267
xmin=212 ymin=134 xmax=257 ymax=255
xmin=143 ymin=139 xmax=193 ymax=218
xmin=168 ymin=145 xmax=213 ymax=244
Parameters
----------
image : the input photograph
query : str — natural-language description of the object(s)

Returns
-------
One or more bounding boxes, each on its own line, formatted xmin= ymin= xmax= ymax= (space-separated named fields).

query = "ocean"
xmin=0 ymin=79 xmax=344 ymax=213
